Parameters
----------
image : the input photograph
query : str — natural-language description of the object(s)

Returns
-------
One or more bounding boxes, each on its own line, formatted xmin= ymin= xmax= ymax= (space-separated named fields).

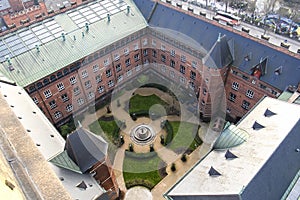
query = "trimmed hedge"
xmin=124 ymin=151 xmax=158 ymax=160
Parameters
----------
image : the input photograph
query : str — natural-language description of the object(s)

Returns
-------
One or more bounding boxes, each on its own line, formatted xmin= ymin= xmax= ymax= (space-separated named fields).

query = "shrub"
xmin=171 ymin=163 xmax=176 ymax=172
xmin=129 ymin=143 xmax=134 ymax=152
xmin=150 ymin=144 xmax=154 ymax=152
xmin=164 ymin=120 xmax=173 ymax=145
xmin=181 ymin=154 xmax=187 ymax=162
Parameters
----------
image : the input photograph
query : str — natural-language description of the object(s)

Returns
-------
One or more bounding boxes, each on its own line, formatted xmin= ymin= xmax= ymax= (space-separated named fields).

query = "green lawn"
xmin=167 ymin=121 xmax=202 ymax=153
xmin=123 ymin=152 xmax=166 ymax=190
xmin=129 ymin=94 xmax=168 ymax=114
xmin=89 ymin=117 xmax=120 ymax=144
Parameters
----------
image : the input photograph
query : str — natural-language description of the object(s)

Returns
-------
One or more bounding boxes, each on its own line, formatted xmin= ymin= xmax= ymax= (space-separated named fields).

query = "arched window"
xmin=43 ymin=78 xmax=49 ymax=85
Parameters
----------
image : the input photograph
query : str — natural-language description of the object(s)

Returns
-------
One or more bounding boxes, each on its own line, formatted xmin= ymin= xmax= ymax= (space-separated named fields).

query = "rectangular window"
xmin=73 ymin=86 xmax=80 ymax=95
xmin=77 ymin=98 xmax=84 ymax=106
xmin=93 ymin=65 xmax=99 ymax=72
xmin=152 ymin=50 xmax=157 ymax=58
xmin=170 ymin=50 xmax=175 ymax=57
xmin=116 ymin=64 xmax=122 ymax=72
xmin=125 ymin=58 xmax=131 ymax=67
xmin=104 ymin=58 xmax=109 ymax=66
xmin=180 ymin=65 xmax=185 ymax=74
xmin=43 ymin=89 xmax=52 ymax=98
xmin=49 ymin=100 xmax=57 ymax=109
xmin=161 ymin=66 xmax=166 ymax=73
xmin=192 ymin=61 xmax=197 ymax=69
xmin=232 ymin=82 xmax=239 ymax=91
xmin=54 ymin=111 xmax=62 ymax=119
xmin=180 ymin=76 xmax=186 ymax=84
xmin=170 ymin=60 xmax=175 ymax=68
xmin=181 ymin=55 xmax=186 ymax=63
xmin=143 ymin=49 xmax=148 ymax=56
xmin=66 ymin=104 xmax=73 ymax=112
xmin=161 ymin=44 xmax=166 ymax=51
xmin=82 ymin=70 xmax=88 ymax=78
xmin=108 ymin=80 xmax=114 ymax=88
xmin=88 ymin=91 xmax=94 ymax=99
xmin=124 ymin=48 xmax=129 ymax=56
xmin=32 ymin=97 xmax=39 ymax=104
xmin=134 ymin=54 xmax=140 ymax=62
xmin=152 ymin=39 xmax=156 ymax=47
xmin=96 ymin=75 xmax=102 ymax=83
xmin=190 ymin=71 xmax=196 ymax=80
xmin=57 ymin=83 xmax=65 ymax=91
xmin=134 ymin=44 xmax=139 ymax=51
xmin=85 ymin=80 xmax=91 ymax=89
xmin=127 ymin=70 xmax=132 ymax=77
xmin=106 ymin=69 xmax=112 ymax=78
xmin=161 ymin=54 xmax=166 ymax=63
xmin=136 ymin=65 xmax=141 ymax=71
xmin=242 ymin=100 xmax=250 ymax=110
xmin=246 ymin=89 xmax=254 ymax=98
xmin=61 ymin=93 xmax=69 ymax=102
xmin=170 ymin=71 xmax=175 ymax=78
xmin=117 ymin=74 xmax=123 ymax=82
xmin=114 ymin=53 xmax=120 ymax=61
xmin=98 ymin=86 xmax=104 ymax=93
xmin=229 ymin=92 xmax=236 ymax=102
xmin=69 ymin=76 xmax=77 ymax=85
xmin=143 ymin=39 xmax=148 ymax=46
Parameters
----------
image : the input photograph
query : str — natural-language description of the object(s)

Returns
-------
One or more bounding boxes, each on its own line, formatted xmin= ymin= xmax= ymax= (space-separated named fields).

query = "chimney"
xmin=217 ymin=33 xmax=221 ymax=42
xmin=61 ymin=33 xmax=66 ymax=41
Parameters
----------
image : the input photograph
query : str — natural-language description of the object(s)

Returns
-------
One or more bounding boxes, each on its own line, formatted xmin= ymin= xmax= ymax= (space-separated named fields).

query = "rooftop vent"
xmin=127 ymin=5 xmax=130 ymax=14
xmin=5 ymin=180 xmax=15 ymax=190
xmin=85 ymin=22 xmax=89 ymax=32
xmin=264 ymin=108 xmax=276 ymax=117
xmin=252 ymin=121 xmax=265 ymax=130
xmin=274 ymin=66 xmax=282 ymax=75
xmin=225 ymin=150 xmax=238 ymax=159
xmin=35 ymin=44 xmax=40 ymax=53
xmin=61 ymin=33 xmax=66 ymax=41
xmin=107 ymin=14 xmax=110 ymax=22
xmin=217 ymin=33 xmax=222 ymax=42
xmin=76 ymin=181 xmax=87 ymax=190
xmin=208 ymin=166 xmax=221 ymax=176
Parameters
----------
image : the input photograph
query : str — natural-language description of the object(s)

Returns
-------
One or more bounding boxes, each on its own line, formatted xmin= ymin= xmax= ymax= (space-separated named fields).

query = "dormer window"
xmin=274 ymin=66 xmax=282 ymax=75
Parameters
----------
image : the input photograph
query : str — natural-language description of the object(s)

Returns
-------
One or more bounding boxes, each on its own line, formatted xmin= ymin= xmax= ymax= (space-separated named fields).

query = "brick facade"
xmin=24 ymin=27 xmax=284 ymax=126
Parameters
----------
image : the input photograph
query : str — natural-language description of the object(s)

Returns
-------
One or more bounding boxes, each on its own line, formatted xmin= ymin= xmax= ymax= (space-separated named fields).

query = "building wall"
xmin=25 ymin=27 xmax=283 ymax=126
xmin=225 ymin=67 xmax=281 ymax=121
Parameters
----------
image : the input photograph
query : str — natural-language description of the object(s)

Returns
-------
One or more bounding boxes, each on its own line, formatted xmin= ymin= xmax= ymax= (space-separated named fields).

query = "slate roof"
xmin=133 ymin=0 xmax=300 ymax=91
xmin=65 ymin=128 xmax=108 ymax=173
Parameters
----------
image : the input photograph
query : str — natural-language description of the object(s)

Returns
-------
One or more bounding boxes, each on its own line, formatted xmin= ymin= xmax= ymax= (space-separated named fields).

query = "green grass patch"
xmin=129 ymin=94 xmax=168 ymax=114
xmin=166 ymin=121 xmax=202 ymax=153
xmin=123 ymin=152 xmax=166 ymax=190
xmin=89 ymin=117 xmax=120 ymax=144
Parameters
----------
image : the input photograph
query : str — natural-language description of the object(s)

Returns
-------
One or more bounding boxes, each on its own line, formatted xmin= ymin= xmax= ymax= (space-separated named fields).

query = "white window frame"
xmin=126 ymin=70 xmax=132 ymax=77
xmin=70 ymin=76 xmax=77 ymax=85
xmin=117 ymin=74 xmax=123 ymax=82
xmin=161 ymin=44 xmax=166 ymax=51
xmin=114 ymin=53 xmax=120 ymax=61
xmin=82 ymin=70 xmax=88 ymax=79
xmin=192 ymin=61 xmax=197 ymax=69
xmin=124 ymin=48 xmax=129 ymax=56
xmin=106 ymin=69 xmax=112 ymax=78
xmin=232 ymin=82 xmax=239 ymax=91
xmin=93 ymin=65 xmax=99 ymax=72
xmin=85 ymin=80 xmax=91 ymax=89
xmin=125 ymin=58 xmax=131 ymax=67
xmin=57 ymin=82 xmax=65 ymax=91
xmin=61 ymin=93 xmax=69 ymax=102
xmin=88 ymin=91 xmax=94 ymax=100
xmin=170 ymin=71 xmax=175 ymax=78
xmin=108 ymin=80 xmax=114 ymax=88
xmin=96 ymin=75 xmax=102 ymax=83
xmin=135 ymin=65 xmax=141 ymax=71
xmin=180 ymin=76 xmax=186 ymax=84
xmin=246 ymin=89 xmax=254 ymax=98
xmin=143 ymin=38 xmax=148 ymax=46
xmin=180 ymin=65 xmax=185 ymax=74
xmin=134 ymin=43 xmax=139 ymax=51
xmin=242 ymin=100 xmax=250 ymax=110
xmin=98 ymin=86 xmax=104 ymax=93
xmin=152 ymin=39 xmax=156 ymax=47
xmin=49 ymin=100 xmax=57 ymax=109
xmin=43 ymin=89 xmax=52 ymax=99
xmin=170 ymin=49 xmax=175 ymax=57
xmin=229 ymin=92 xmax=236 ymax=102
xmin=116 ymin=64 xmax=122 ymax=72
xmin=143 ymin=49 xmax=148 ymax=56
xmin=104 ymin=58 xmax=110 ymax=67
xmin=181 ymin=55 xmax=186 ymax=63
xmin=73 ymin=87 xmax=80 ymax=95
xmin=32 ymin=97 xmax=39 ymax=104
xmin=66 ymin=104 xmax=73 ymax=112
xmin=54 ymin=111 xmax=62 ymax=119
xmin=134 ymin=53 xmax=140 ymax=62
xmin=77 ymin=98 xmax=84 ymax=106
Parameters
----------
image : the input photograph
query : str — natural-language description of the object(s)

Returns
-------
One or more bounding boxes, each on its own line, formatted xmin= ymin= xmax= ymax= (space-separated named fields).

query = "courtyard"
xmin=82 ymin=84 xmax=210 ymax=199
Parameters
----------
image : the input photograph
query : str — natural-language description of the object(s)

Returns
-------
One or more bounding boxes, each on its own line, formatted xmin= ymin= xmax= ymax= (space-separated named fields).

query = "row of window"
xmin=231 ymin=82 xmax=255 ymax=98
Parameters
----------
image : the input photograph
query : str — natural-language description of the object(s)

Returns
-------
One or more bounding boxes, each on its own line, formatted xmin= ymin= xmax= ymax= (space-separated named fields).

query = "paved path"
xmin=81 ymin=87 xmax=211 ymax=199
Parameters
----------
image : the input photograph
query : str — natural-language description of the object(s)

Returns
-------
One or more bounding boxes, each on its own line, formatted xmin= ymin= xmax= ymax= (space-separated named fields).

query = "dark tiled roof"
xmin=203 ymin=34 xmax=233 ymax=69
xmin=133 ymin=0 xmax=300 ymax=90
xmin=65 ymin=128 xmax=108 ymax=173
